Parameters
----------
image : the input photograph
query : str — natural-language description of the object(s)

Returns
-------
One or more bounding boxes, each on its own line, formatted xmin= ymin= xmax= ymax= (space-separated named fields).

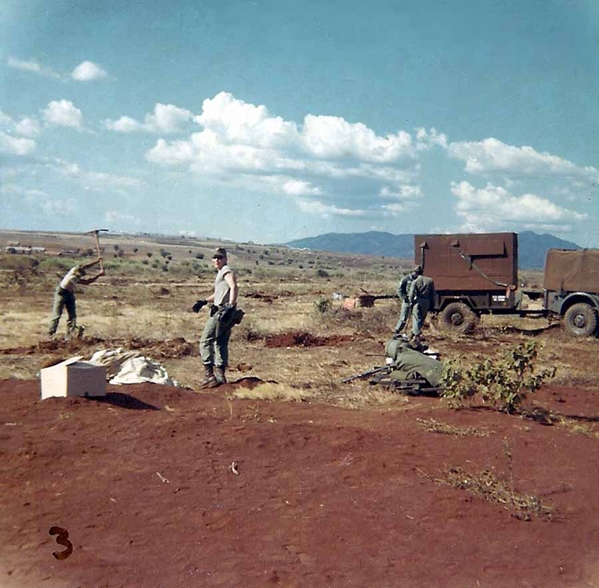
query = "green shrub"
xmin=314 ymin=297 xmax=332 ymax=314
xmin=440 ymin=341 xmax=556 ymax=413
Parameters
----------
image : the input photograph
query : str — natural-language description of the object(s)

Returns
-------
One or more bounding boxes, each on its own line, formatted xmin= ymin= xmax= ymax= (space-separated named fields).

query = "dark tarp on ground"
xmin=543 ymin=249 xmax=599 ymax=293
xmin=385 ymin=339 xmax=444 ymax=387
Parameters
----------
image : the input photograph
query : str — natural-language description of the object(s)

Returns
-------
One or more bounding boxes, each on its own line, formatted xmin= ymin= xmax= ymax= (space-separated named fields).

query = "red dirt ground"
xmin=2 ymin=378 xmax=599 ymax=588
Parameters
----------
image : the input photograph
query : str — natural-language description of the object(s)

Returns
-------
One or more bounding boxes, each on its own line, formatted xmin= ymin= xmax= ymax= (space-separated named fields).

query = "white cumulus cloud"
xmin=194 ymin=91 xmax=299 ymax=148
xmin=451 ymin=181 xmax=587 ymax=233
xmin=380 ymin=184 xmax=423 ymax=200
xmin=146 ymin=92 xmax=427 ymax=219
xmin=146 ymin=104 xmax=193 ymax=133
xmin=448 ymin=138 xmax=599 ymax=183
xmin=0 ymin=132 xmax=36 ymax=155
xmin=302 ymin=115 xmax=413 ymax=162
xmin=1 ymin=110 xmax=42 ymax=138
xmin=7 ymin=56 xmax=62 ymax=79
xmin=296 ymin=198 xmax=367 ymax=218
xmin=42 ymin=100 xmax=83 ymax=129
xmin=282 ymin=179 xmax=322 ymax=196
xmin=104 ymin=103 xmax=193 ymax=134
xmin=71 ymin=60 xmax=108 ymax=81
xmin=15 ymin=117 xmax=42 ymax=137
xmin=415 ymin=127 xmax=448 ymax=150
xmin=382 ymin=202 xmax=407 ymax=215
xmin=146 ymin=137 xmax=195 ymax=164
xmin=104 ymin=116 xmax=142 ymax=133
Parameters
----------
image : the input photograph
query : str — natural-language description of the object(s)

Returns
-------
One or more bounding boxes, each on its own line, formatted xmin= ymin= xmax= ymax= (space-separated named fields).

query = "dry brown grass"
xmin=416 ymin=417 xmax=492 ymax=437
xmin=231 ymin=382 xmax=315 ymax=401
xmin=431 ymin=466 xmax=555 ymax=521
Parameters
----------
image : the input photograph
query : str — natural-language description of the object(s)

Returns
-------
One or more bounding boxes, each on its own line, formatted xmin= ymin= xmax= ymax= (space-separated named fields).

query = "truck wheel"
xmin=440 ymin=302 xmax=477 ymax=333
xmin=563 ymin=303 xmax=599 ymax=337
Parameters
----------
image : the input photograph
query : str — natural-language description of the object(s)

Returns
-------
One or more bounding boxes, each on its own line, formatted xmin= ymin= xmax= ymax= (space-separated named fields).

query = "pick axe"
xmin=86 ymin=228 xmax=109 ymax=271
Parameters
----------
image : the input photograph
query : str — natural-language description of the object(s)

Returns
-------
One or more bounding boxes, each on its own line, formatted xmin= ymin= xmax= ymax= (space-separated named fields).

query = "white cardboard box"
xmin=40 ymin=356 xmax=107 ymax=400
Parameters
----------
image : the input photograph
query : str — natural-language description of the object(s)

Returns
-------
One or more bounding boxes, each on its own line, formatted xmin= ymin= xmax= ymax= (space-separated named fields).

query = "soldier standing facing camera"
xmin=192 ymin=247 xmax=240 ymax=388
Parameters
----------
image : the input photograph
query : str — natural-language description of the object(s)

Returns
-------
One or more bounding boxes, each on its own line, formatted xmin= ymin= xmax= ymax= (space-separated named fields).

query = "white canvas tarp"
xmin=90 ymin=348 xmax=181 ymax=387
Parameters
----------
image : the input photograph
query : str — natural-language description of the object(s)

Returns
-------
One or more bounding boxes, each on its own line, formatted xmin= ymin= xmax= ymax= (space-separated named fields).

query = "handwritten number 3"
xmin=48 ymin=526 xmax=73 ymax=560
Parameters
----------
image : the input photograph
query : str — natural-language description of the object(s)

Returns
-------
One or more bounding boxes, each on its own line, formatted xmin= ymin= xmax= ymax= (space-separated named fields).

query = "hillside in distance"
xmin=286 ymin=231 xmax=582 ymax=269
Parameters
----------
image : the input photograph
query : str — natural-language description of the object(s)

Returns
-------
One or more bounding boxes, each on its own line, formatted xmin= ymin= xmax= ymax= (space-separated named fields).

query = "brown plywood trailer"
xmin=413 ymin=233 xmax=520 ymax=333
xmin=414 ymin=232 xmax=518 ymax=291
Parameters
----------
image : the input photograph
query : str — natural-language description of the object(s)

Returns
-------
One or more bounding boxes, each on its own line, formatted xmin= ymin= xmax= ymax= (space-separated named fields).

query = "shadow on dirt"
xmin=91 ymin=392 xmax=160 ymax=411
xmin=557 ymin=412 xmax=599 ymax=423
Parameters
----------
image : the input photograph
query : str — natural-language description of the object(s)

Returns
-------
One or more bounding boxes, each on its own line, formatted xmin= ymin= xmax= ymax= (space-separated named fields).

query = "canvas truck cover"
xmin=543 ymin=249 xmax=599 ymax=293
xmin=414 ymin=233 xmax=518 ymax=292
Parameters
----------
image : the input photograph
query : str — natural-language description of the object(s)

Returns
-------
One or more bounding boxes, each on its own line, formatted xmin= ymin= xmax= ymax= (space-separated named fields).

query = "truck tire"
xmin=440 ymin=302 xmax=477 ymax=333
xmin=563 ymin=303 xmax=599 ymax=337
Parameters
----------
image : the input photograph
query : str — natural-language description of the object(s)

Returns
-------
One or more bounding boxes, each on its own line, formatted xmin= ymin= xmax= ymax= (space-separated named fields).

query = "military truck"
xmin=414 ymin=232 xmax=599 ymax=337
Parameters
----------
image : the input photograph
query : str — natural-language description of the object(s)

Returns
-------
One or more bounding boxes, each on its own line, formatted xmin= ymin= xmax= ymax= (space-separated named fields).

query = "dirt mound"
xmin=264 ymin=331 xmax=354 ymax=348
xmin=1 ymin=336 xmax=196 ymax=360
xmin=2 ymin=379 xmax=599 ymax=587
xmin=244 ymin=291 xmax=277 ymax=303
xmin=121 ymin=336 xmax=196 ymax=358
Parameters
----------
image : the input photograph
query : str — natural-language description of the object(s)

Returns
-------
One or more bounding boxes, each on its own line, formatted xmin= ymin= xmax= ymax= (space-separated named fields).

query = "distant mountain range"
xmin=285 ymin=231 xmax=582 ymax=269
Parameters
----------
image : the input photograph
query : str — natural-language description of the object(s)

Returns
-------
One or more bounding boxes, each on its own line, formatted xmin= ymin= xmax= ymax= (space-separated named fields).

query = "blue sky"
xmin=1 ymin=0 xmax=598 ymax=246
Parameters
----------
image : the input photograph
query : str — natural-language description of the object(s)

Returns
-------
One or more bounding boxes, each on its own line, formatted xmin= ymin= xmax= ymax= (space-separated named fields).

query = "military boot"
xmin=214 ymin=365 xmax=227 ymax=385
xmin=408 ymin=334 xmax=422 ymax=350
xmin=200 ymin=364 xmax=219 ymax=389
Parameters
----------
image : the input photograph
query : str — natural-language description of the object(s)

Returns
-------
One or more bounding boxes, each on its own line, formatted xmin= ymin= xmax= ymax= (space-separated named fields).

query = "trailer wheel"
xmin=440 ymin=302 xmax=477 ymax=333
xmin=563 ymin=303 xmax=598 ymax=337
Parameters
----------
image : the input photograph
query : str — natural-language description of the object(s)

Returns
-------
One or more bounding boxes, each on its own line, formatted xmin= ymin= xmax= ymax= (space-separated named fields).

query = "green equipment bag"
xmin=384 ymin=339 xmax=443 ymax=387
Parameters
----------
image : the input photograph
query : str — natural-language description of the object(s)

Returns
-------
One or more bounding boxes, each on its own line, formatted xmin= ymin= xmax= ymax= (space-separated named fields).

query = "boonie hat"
xmin=212 ymin=247 xmax=227 ymax=259
xmin=413 ymin=265 xmax=423 ymax=274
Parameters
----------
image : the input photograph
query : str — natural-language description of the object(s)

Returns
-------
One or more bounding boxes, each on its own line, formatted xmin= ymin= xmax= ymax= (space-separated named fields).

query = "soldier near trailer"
xmin=193 ymin=247 xmax=242 ymax=389
xmin=393 ymin=266 xmax=420 ymax=338
xmin=48 ymin=257 xmax=105 ymax=338
xmin=407 ymin=266 xmax=435 ymax=345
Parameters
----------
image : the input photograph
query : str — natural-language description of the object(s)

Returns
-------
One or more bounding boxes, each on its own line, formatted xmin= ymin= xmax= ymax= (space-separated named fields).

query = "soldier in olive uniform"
xmin=407 ymin=266 xmax=435 ymax=345
xmin=48 ymin=257 xmax=105 ymax=338
xmin=193 ymin=248 xmax=239 ymax=388
xmin=393 ymin=266 xmax=420 ymax=338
